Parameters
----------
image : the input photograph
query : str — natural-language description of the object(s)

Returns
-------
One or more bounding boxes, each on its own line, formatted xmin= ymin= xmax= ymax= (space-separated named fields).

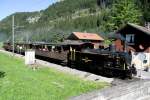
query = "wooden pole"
xmin=12 ymin=15 xmax=15 ymax=55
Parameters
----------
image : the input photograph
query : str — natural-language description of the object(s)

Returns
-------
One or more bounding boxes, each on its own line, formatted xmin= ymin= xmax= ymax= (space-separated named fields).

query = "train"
xmin=3 ymin=40 xmax=137 ymax=79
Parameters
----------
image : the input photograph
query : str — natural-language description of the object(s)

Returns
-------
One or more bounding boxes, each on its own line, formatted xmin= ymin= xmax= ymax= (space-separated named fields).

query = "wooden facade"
xmin=114 ymin=23 xmax=150 ymax=53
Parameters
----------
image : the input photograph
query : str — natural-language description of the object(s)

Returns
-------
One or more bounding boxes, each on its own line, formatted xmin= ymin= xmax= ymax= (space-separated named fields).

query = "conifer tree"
xmin=108 ymin=0 xmax=142 ymax=31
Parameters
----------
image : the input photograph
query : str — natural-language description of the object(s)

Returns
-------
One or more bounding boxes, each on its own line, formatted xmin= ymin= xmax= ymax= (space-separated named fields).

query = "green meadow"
xmin=0 ymin=52 xmax=108 ymax=100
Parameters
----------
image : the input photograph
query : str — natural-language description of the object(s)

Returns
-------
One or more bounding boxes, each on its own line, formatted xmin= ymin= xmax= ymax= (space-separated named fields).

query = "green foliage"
xmin=106 ymin=0 xmax=142 ymax=31
xmin=0 ymin=0 xmax=149 ymax=42
xmin=104 ymin=39 xmax=112 ymax=46
xmin=40 ymin=0 xmax=97 ymax=21
xmin=137 ymin=0 xmax=150 ymax=22
xmin=0 ymin=52 xmax=108 ymax=100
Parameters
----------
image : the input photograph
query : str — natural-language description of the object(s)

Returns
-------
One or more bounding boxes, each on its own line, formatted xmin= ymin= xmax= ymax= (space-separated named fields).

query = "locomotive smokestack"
xmin=109 ymin=44 xmax=116 ymax=52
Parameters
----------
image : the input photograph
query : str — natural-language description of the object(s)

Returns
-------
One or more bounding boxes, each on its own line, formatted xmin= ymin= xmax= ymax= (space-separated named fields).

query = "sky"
xmin=0 ymin=0 xmax=57 ymax=21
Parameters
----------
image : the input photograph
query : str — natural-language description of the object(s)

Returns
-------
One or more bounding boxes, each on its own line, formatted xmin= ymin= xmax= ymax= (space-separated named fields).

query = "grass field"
xmin=0 ymin=52 xmax=108 ymax=100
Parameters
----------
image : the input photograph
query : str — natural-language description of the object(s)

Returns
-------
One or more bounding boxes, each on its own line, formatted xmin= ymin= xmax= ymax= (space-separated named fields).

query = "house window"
xmin=126 ymin=34 xmax=135 ymax=43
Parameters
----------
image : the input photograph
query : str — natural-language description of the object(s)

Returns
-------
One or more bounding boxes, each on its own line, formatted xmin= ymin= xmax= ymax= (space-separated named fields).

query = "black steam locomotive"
xmin=3 ymin=41 xmax=137 ymax=78
xmin=68 ymin=46 xmax=137 ymax=78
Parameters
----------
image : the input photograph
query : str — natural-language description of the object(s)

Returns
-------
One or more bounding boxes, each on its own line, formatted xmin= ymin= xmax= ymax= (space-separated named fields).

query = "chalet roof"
xmin=117 ymin=23 xmax=150 ymax=35
xmin=68 ymin=32 xmax=104 ymax=41
xmin=61 ymin=40 xmax=92 ymax=45
xmin=108 ymin=32 xmax=125 ymax=40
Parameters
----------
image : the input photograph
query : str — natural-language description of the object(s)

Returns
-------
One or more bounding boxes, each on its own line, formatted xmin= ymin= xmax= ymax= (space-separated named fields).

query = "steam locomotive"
xmin=3 ymin=41 xmax=137 ymax=79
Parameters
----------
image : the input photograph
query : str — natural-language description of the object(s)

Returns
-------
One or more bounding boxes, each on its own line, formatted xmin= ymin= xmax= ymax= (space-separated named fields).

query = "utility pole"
xmin=12 ymin=15 xmax=15 ymax=55
xmin=12 ymin=15 xmax=24 ymax=56
xmin=26 ymin=32 xmax=29 ymax=43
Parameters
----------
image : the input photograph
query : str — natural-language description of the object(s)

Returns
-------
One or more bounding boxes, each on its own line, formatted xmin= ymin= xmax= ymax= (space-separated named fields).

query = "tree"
xmin=108 ymin=0 xmax=142 ymax=31
xmin=138 ymin=0 xmax=150 ymax=22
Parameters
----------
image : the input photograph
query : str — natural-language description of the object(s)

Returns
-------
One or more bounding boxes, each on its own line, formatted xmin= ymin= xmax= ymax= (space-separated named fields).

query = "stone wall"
xmin=71 ymin=80 xmax=150 ymax=100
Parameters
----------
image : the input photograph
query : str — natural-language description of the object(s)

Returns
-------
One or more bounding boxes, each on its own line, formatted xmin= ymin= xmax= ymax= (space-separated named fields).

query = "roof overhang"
xmin=116 ymin=23 xmax=150 ymax=36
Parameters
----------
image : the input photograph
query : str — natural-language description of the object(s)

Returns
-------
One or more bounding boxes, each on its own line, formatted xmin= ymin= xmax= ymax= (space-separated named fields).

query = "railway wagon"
xmin=31 ymin=42 xmax=94 ymax=63
xmin=3 ymin=42 xmax=12 ymax=51
xmin=3 ymin=41 xmax=94 ymax=62
xmin=3 ymin=42 xmax=33 ymax=54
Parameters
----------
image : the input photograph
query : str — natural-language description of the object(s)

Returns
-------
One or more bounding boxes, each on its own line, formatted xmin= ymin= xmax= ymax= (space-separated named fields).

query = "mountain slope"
xmin=0 ymin=0 xmax=149 ymax=42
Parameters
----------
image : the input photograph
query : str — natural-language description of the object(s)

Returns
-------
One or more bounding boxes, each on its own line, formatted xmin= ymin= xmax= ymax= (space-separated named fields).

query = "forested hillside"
xmin=0 ymin=0 xmax=150 ymax=42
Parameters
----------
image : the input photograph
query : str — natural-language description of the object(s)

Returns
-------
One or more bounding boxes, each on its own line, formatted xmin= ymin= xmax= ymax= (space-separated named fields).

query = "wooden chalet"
xmin=113 ymin=23 xmax=150 ymax=52
xmin=67 ymin=32 xmax=104 ymax=49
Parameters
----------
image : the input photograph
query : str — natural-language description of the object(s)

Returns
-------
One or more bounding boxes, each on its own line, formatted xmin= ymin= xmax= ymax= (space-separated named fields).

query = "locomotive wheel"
xmin=127 ymin=72 xmax=133 ymax=79
xmin=125 ymin=70 xmax=133 ymax=79
xmin=103 ymin=69 xmax=113 ymax=77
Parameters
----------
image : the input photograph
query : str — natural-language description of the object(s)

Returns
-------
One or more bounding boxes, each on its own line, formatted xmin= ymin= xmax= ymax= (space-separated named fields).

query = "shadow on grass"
xmin=0 ymin=71 xmax=5 ymax=78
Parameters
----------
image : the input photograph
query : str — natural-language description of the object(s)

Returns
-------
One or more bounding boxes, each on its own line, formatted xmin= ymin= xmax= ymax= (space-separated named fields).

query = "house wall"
xmin=114 ymin=38 xmax=150 ymax=53
xmin=114 ymin=39 xmax=124 ymax=52
xmin=145 ymin=47 xmax=150 ymax=53
xmin=114 ymin=24 xmax=150 ymax=53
